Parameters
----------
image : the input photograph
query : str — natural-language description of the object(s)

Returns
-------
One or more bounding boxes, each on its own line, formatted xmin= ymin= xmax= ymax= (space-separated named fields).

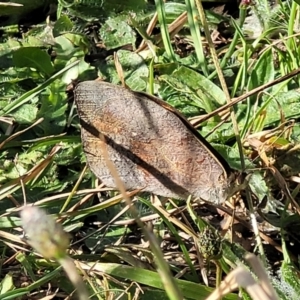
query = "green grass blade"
xmin=86 ymin=262 xmax=239 ymax=300
xmin=154 ymin=0 xmax=176 ymax=61
xmin=185 ymin=0 xmax=208 ymax=75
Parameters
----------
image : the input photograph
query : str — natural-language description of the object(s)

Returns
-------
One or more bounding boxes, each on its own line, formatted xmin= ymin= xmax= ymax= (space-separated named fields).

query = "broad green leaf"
xmin=99 ymin=15 xmax=136 ymax=50
xmin=0 ymin=67 xmax=41 ymax=84
xmin=158 ymin=78 xmax=202 ymax=116
xmin=270 ymin=232 xmax=300 ymax=299
xmin=35 ymin=81 xmax=68 ymax=135
xmin=0 ymin=273 xmax=14 ymax=295
xmin=53 ymin=34 xmax=94 ymax=83
xmin=10 ymin=104 xmax=38 ymax=124
xmin=61 ymin=57 xmax=94 ymax=84
xmin=247 ymin=48 xmax=275 ymax=101
xmin=64 ymin=33 xmax=90 ymax=51
xmin=97 ymin=50 xmax=148 ymax=90
xmin=248 ymin=171 xmax=269 ymax=201
xmin=54 ymin=35 xmax=84 ymax=66
xmin=53 ymin=15 xmax=74 ymax=37
xmin=0 ymin=216 xmax=20 ymax=228
xmin=159 ymin=66 xmax=227 ymax=114
xmin=264 ymin=89 xmax=300 ymax=126
xmin=212 ymin=143 xmax=254 ymax=171
xmin=13 ymin=47 xmax=54 ymax=76
xmin=279 ymin=261 xmax=300 ymax=299
xmin=0 ymin=32 xmax=54 ymax=69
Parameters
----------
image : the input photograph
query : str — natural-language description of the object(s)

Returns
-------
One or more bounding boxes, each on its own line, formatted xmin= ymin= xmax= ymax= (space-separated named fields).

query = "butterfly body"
xmin=74 ymin=81 xmax=233 ymax=203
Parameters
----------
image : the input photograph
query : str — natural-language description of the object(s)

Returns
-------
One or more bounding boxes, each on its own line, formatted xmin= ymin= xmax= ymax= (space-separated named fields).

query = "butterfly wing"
xmin=74 ymin=81 xmax=232 ymax=203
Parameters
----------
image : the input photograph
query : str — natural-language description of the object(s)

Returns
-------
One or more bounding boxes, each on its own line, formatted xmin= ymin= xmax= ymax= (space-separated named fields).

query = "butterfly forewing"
xmin=74 ymin=81 xmax=233 ymax=203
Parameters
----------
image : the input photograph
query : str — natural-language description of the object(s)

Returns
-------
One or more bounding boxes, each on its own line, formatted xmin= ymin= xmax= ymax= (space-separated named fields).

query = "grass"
xmin=1 ymin=0 xmax=300 ymax=299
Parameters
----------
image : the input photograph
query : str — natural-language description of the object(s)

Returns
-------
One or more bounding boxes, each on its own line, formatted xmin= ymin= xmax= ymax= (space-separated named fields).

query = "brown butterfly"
xmin=74 ymin=81 xmax=235 ymax=204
